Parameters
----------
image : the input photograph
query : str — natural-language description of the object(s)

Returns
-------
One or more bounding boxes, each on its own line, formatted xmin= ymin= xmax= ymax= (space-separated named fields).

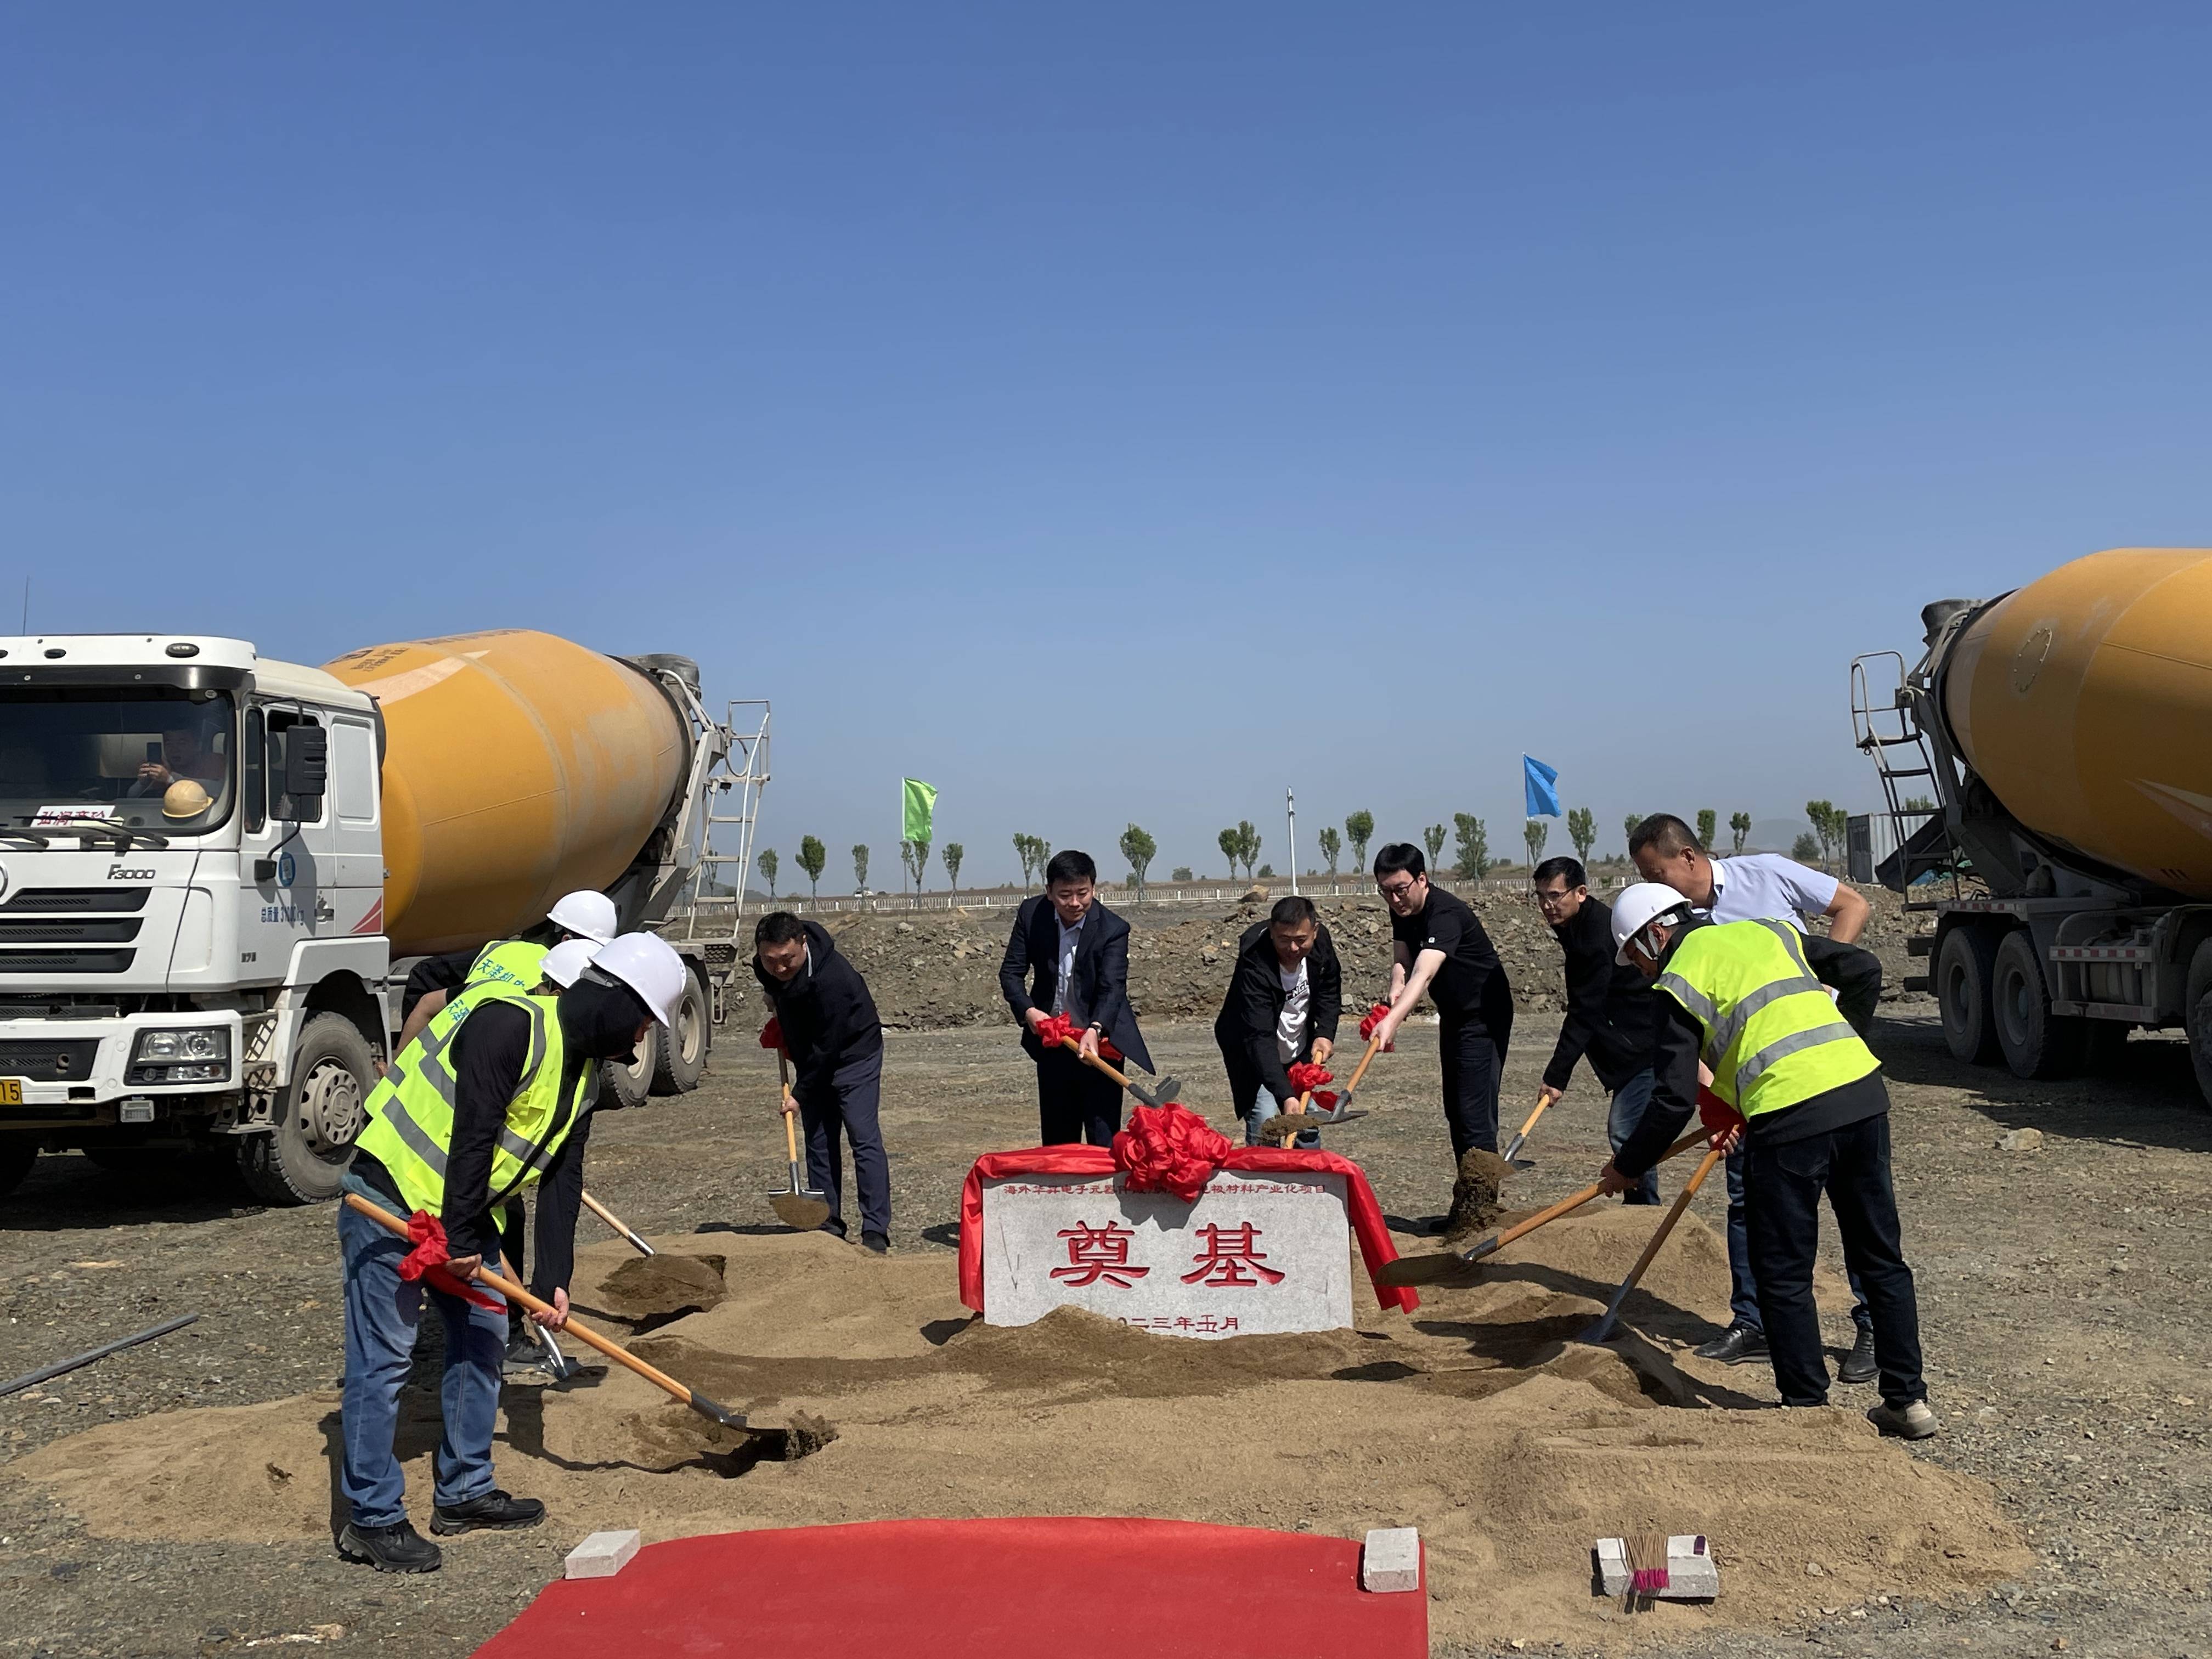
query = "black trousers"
xmin=1035 ymin=1044 xmax=1124 ymax=1147
xmin=798 ymin=1047 xmax=891 ymax=1239
xmin=1438 ymin=1015 xmax=1506 ymax=1160
xmin=1743 ymin=1112 xmax=1925 ymax=1408
xmin=498 ymin=1201 xmax=526 ymax=1337
xmin=1802 ymin=933 xmax=1882 ymax=1037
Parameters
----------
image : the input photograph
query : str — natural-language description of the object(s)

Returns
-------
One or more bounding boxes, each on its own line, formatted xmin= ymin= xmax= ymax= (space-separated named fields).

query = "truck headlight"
xmin=130 ymin=1026 xmax=231 ymax=1084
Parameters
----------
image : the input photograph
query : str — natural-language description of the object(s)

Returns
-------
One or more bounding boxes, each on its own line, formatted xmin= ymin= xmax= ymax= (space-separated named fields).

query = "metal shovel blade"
xmin=769 ymin=1159 xmax=832 ymax=1232
xmin=1376 ymin=1249 xmax=1487 ymax=1288
xmin=1125 ymin=1073 xmax=1181 ymax=1108
xmin=1302 ymin=1102 xmax=1369 ymax=1126
xmin=686 ymin=1390 xmax=748 ymax=1430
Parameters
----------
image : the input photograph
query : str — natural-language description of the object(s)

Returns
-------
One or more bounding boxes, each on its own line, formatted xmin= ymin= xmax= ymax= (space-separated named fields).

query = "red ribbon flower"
xmin=759 ymin=1017 xmax=783 ymax=1051
xmin=397 ymin=1210 xmax=503 ymax=1312
xmin=1035 ymin=1012 xmax=1121 ymax=1063
xmin=1357 ymin=1002 xmax=1395 ymax=1048
xmin=1697 ymin=1087 xmax=1746 ymax=1148
xmin=1111 ymin=1102 xmax=1233 ymax=1203
xmin=1286 ymin=1060 xmax=1334 ymax=1094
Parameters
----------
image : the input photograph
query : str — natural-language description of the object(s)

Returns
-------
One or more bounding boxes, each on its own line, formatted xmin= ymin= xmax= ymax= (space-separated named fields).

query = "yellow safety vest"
xmin=354 ymin=984 xmax=585 ymax=1218
xmin=468 ymin=939 xmax=549 ymax=994
xmin=1654 ymin=919 xmax=1877 ymax=1120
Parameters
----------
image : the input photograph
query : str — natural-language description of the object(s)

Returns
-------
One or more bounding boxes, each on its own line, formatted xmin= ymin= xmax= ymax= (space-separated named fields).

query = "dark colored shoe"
xmin=430 ymin=1489 xmax=545 ymax=1536
xmin=817 ymin=1221 xmax=848 ymax=1240
xmin=1836 ymin=1324 xmax=1878 ymax=1385
xmin=502 ymin=1331 xmax=554 ymax=1383
xmin=1694 ymin=1324 xmax=1769 ymax=1365
xmin=861 ymin=1231 xmax=890 ymax=1255
xmin=337 ymin=1520 xmax=442 ymax=1573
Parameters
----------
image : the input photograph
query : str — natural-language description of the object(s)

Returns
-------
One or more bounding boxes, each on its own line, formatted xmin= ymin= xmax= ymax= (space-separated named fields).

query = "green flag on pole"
xmin=901 ymin=778 xmax=937 ymax=843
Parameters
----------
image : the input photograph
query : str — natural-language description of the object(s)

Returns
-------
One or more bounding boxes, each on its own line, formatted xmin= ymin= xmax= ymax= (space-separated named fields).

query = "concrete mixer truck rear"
xmin=0 ymin=630 xmax=768 ymax=1204
xmin=1854 ymin=548 xmax=2212 ymax=1104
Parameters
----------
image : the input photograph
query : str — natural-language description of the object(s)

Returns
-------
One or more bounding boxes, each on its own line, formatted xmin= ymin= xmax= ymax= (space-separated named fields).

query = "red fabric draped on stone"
xmin=957 ymin=1146 xmax=1419 ymax=1315
xmin=398 ymin=1209 xmax=503 ymax=1312
xmin=1110 ymin=1102 xmax=1233 ymax=1202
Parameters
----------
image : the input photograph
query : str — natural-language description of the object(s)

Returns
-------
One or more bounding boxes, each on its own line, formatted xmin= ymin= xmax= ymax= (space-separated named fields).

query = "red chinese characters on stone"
xmin=1051 ymin=1221 xmax=1150 ymax=1289
xmin=1181 ymin=1221 xmax=1286 ymax=1287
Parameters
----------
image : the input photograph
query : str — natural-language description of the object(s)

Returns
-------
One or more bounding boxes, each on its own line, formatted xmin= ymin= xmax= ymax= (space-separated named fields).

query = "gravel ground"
xmin=3 ymin=990 xmax=2209 ymax=1657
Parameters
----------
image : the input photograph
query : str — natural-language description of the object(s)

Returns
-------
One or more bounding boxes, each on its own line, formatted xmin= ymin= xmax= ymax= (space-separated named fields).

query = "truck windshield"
xmin=0 ymin=688 xmax=236 ymax=835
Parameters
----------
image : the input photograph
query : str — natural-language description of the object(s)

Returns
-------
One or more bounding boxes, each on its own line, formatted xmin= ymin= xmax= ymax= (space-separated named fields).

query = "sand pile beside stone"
xmin=7 ymin=1208 xmax=2024 ymax=1651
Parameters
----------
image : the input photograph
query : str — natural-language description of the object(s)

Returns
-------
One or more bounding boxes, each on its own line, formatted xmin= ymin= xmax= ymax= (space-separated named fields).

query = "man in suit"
xmin=998 ymin=849 xmax=1153 ymax=1146
xmin=1214 ymin=895 xmax=1342 ymax=1148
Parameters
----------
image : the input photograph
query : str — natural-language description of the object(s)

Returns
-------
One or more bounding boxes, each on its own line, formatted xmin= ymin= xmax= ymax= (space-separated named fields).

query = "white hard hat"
xmin=540 ymin=938 xmax=597 ymax=990
xmin=546 ymin=889 xmax=618 ymax=944
xmin=590 ymin=932 xmax=687 ymax=1028
xmin=1611 ymin=882 xmax=1693 ymax=966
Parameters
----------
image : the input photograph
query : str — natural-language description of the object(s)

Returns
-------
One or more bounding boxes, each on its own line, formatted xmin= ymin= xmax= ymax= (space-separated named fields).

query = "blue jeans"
xmin=338 ymin=1171 xmax=509 ymax=1528
xmin=1244 ymin=1084 xmax=1318 ymax=1148
xmin=1726 ymin=1145 xmax=1874 ymax=1336
xmin=1606 ymin=1070 xmax=1662 ymax=1205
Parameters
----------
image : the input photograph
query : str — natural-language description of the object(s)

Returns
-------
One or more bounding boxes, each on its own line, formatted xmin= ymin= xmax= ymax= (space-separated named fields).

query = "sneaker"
xmin=1836 ymin=1325 xmax=1878 ymax=1385
xmin=337 ymin=1520 xmax=442 ymax=1573
xmin=860 ymin=1231 xmax=890 ymax=1255
xmin=1694 ymin=1323 xmax=1770 ymax=1365
xmin=1867 ymin=1400 xmax=1941 ymax=1440
xmin=430 ymin=1488 xmax=546 ymax=1536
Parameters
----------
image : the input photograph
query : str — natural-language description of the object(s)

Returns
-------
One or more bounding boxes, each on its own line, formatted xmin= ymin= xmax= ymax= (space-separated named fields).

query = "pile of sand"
xmin=7 ymin=1213 xmax=2024 ymax=1650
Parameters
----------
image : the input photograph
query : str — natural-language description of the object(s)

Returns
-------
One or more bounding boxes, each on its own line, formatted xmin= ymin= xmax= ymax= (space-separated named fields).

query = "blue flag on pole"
xmin=1522 ymin=754 xmax=1561 ymax=817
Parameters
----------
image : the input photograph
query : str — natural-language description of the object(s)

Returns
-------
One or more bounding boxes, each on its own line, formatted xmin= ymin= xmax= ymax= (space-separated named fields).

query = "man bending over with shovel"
xmin=336 ymin=933 xmax=687 ymax=1573
xmin=1000 ymin=849 xmax=1153 ymax=1146
xmin=1596 ymin=884 xmax=1937 ymax=1441
xmin=753 ymin=911 xmax=891 ymax=1254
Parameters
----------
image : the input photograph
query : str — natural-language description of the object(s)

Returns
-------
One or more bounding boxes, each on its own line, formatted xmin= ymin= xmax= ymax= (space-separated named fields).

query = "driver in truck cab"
xmin=130 ymin=721 xmax=227 ymax=797
xmin=335 ymin=931 xmax=688 ymax=1575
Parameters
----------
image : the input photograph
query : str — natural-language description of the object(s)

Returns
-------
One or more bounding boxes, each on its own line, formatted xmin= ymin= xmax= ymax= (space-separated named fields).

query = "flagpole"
xmin=1285 ymin=787 xmax=1298 ymax=897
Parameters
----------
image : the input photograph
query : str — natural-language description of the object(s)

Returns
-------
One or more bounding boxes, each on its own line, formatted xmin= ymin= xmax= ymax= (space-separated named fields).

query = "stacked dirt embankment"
xmin=785 ymin=887 xmax=1927 ymax=1035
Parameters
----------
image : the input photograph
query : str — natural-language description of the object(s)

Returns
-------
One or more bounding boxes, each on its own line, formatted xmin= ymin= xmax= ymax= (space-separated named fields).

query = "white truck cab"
xmin=0 ymin=634 xmax=390 ymax=1202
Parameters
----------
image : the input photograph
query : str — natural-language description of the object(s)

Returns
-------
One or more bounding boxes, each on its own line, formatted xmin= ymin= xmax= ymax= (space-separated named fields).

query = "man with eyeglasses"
xmin=1531 ymin=856 xmax=1663 ymax=1204
xmin=1367 ymin=843 xmax=1514 ymax=1163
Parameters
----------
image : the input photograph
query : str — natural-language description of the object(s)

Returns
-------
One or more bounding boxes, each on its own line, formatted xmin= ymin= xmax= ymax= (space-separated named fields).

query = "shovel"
xmin=1500 ymin=1092 xmax=1554 ymax=1165
xmin=1055 ymin=1034 xmax=1178 ymax=1109
xmin=1378 ymin=1126 xmax=1709 ymax=1287
xmin=580 ymin=1189 xmax=656 ymax=1257
xmin=768 ymin=1051 xmax=833 ymax=1232
xmin=1305 ymin=1017 xmax=1388 ymax=1125
xmin=341 ymin=1192 xmax=746 ymax=1430
xmin=1577 ymin=1140 xmax=1728 ymax=1344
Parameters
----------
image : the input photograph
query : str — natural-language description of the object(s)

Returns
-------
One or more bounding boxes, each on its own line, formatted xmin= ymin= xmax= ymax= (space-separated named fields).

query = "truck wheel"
xmin=2183 ymin=942 xmax=2212 ymax=1109
xmin=650 ymin=969 xmax=709 ymax=1095
xmin=601 ymin=1026 xmax=658 ymax=1111
xmin=0 ymin=1136 xmax=35 ymax=1199
xmin=237 ymin=1013 xmax=374 ymax=1205
xmin=1934 ymin=926 xmax=1999 ymax=1064
xmin=1991 ymin=930 xmax=2086 ymax=1080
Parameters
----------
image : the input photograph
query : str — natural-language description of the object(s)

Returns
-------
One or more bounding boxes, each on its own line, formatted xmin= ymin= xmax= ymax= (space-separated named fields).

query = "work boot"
xmin=1866 ymin=1400 xmax=1942 ymax=1441
xmin=501 ymin=1331 xmax=554 ymax=1383
xmin=1694 ymin=1324 xmax=1769 ymax=1365
xmin=861 ymin=1231 xmax=889 ymax=1255
xmin=430 ymin=1488 xmax=546 ymax=1536
xmin=337 ymin=1520 xmax=442 ymax=1573
xmin=1836 ymin=1325 xmax=1878 ymax=1385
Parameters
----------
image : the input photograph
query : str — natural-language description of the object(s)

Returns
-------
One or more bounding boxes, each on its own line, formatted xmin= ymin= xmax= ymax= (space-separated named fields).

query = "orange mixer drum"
xmin=324 ymin=630 xmax=687 ymax=957
xmin=1943 ymin=548 xmax=2212 ymax=898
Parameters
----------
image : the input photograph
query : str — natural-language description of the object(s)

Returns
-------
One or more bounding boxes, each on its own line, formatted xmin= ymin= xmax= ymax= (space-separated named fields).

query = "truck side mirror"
xmin=280 ymin=726 xmax=328 ymax=813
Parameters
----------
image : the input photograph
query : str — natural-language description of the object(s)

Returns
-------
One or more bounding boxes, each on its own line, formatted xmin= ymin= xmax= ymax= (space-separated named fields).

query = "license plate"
xmin=0 ymin=1079 xmax=21 ymax=1105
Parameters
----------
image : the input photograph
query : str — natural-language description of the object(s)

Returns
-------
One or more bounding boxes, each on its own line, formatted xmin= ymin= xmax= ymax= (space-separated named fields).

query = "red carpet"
xmin=476 ymin=1516 xmax=1427 ymax=1658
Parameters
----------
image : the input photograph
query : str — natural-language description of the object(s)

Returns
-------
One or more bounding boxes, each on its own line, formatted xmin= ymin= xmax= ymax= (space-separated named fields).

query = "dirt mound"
xmin=594 ymin=1253 xmax=727 ymax=1323
xmin=1443 ymin=1147 xmax=1511 ymax=1238
xmin=8 ymin=1208 xmax=2022 ymax=1651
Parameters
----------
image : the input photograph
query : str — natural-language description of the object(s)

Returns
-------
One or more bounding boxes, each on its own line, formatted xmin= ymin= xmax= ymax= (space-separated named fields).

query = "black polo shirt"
xmin=1392 ymin=884 xmax=1508 ymax=1026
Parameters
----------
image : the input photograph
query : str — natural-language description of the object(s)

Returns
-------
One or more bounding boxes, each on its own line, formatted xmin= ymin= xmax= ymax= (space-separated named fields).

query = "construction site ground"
xmin=3 ymin=896 xmax=2210 ymax=1658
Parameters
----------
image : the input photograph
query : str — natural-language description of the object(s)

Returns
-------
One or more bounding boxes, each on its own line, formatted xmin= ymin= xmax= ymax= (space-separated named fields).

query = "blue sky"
xmin=5 ymin=5 xmax=2209 ymax=887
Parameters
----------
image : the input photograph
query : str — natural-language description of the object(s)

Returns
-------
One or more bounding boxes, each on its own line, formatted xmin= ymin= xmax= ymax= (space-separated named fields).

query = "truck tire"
xmin=650 ymin=968 xmax=709 ymax=1095
xmin=0 ymin=1136 xmax=35 ymax=1199
xmin=237 ymin=1013 xmax=374 ymax=1206
xmin=1991 ymin=929 xmax=2087 ymax=1080
xmin=601 ymin=1026 xmax=658 ymax=1111
xmin=2183 ymin=940 xmax=2212 ymax=1109
xmin=1934 ymin=926 xmax=1999 ymax=1065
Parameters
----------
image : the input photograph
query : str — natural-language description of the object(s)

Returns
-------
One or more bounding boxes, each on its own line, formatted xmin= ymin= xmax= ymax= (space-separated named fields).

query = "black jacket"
xmin=1212 ymin=921 xmax=1342 ymax=1106
xmin=1542 ymin=896 xmax=1661 ymax=1094
xmin=998 ymin=895 xmax=1153 ymax=1073
xmin=752 ymin=920 xmax=884 ymax=1099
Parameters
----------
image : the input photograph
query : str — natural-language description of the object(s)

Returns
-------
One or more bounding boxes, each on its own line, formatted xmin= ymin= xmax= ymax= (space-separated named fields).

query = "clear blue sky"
xmin=5 ymin=5 xmax=2209 ymax=887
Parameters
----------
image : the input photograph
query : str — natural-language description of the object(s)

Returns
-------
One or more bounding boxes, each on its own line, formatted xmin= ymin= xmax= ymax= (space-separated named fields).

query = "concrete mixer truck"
xmin=1853 ymin=548 xmax=2212 ymax=1103
xmin=0 ymin=629 xmax=768 ymax=1204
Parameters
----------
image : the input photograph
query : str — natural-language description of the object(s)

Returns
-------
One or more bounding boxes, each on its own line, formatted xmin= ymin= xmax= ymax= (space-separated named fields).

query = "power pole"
xmin=1285 ymin=787 xmax=1299 ymax=897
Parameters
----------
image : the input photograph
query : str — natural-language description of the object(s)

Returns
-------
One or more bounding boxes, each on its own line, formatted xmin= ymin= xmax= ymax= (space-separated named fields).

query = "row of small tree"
xmin=751 ymin=836 xmax=969 ymax=900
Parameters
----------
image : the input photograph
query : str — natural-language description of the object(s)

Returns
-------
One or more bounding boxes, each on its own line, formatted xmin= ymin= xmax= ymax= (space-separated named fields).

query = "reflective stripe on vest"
xmin=353 ymin=983 xmax=582 ymax=1217
xmin=469 ymin=939 xmax=550 ymax=995
xmin=1654 ymin=918 xmax=1876 ymax=1119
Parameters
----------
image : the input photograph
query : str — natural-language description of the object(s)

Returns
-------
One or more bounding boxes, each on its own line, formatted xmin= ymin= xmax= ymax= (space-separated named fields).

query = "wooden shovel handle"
xmin=341 ymin=1192 xmax=704 ymax=1412
xmin=1057 ymin=1035 xmax=1133 ymax=1089
xmin=1512 ymin=1093 xmax=1552 ymax=1143
xmin=784 ymin=1107 xmax=801 ymax=1164
xmin=1611 ymin=1143 xmax=1726 ymax=1301
xmin=579 ymin=1189 xmax=652 ymax=1254
xmin=776 ymin=1046 xmax=802 ymax=1159
xmin=1489 ymin=1127 xmax=1710 ymax=1252
xmin=1338 ymin=1030 xmax=1385 ymax=1095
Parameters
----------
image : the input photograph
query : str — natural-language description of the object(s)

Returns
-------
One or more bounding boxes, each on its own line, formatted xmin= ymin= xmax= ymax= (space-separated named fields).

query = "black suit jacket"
xmin=1212 ymin=920 xmax=1342 ymax=1107
xmin=998 ymin=895 xmax=1153 ymax=1074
